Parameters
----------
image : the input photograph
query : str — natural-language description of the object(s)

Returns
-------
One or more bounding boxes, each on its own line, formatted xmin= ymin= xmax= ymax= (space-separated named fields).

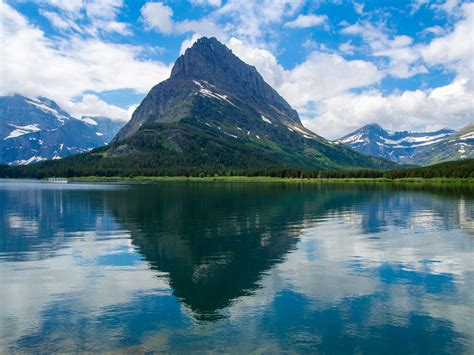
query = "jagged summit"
xmin=170 ymin=37 xmax=238 ymax=79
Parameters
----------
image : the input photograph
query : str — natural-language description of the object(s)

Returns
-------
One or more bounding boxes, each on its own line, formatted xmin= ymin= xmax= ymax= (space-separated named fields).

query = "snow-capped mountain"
xmin=408 ymin=123 xmax=474 ymax=165
xmin=0 ymin=95 xmax=125 ymax=165
xmin=336 ymin=123 xmax=473 ymax=165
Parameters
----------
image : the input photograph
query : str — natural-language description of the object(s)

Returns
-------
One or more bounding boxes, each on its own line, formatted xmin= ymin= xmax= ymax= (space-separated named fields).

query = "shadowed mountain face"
xmin=171 ymin=38 xmax=300 ymax=125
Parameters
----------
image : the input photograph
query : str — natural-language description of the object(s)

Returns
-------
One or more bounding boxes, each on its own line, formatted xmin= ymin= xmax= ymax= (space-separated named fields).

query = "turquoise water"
xmin=0 ymin=179 xmax=473 ymax=353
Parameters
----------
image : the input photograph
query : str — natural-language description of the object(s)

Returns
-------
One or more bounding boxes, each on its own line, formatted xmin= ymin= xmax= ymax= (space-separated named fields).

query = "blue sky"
xmin=1 ymin=0 xmax=472 ymax=137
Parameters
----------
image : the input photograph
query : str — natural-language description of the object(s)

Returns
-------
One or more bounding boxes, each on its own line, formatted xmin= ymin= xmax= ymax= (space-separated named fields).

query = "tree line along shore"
xmin=0 ymin=159 xmax=472 ymax=181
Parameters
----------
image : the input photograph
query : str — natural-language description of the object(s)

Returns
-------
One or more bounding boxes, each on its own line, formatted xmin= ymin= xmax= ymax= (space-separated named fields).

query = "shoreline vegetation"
xmin=66 ymin=176 xmax=474 ymax=185
xmin=0 ymin=159 xmax=472 ymax=184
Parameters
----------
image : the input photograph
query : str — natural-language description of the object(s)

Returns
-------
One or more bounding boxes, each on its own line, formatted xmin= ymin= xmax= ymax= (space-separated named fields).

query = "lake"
xmin=1 ymin=179 xmax=473 ymax=353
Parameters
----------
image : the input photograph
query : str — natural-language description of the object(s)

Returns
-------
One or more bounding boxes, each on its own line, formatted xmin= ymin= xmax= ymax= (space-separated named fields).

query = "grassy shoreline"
xmin=67 ymin=176 xmax=474 ymax=185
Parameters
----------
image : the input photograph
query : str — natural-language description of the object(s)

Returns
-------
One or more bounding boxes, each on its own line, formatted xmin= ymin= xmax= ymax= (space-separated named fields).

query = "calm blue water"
xmin=0 ymin=179 xmax=473 ymax=353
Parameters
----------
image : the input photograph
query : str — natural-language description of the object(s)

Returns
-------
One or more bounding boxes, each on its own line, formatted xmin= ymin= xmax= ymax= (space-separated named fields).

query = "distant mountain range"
xmin=407 ymin=123 xmax=474 ymax=165
xmin=337 ymin=123 xmax=473 ymax=165
xmin=0 ymin=95 xmax=125 ymax=165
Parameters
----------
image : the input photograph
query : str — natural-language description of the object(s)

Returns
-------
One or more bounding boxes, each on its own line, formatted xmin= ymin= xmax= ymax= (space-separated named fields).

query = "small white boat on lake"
xmin=47 ymin=177 xmax=69 ymax=183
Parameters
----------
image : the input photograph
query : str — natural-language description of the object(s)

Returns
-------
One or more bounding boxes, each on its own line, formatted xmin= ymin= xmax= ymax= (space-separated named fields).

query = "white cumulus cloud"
xmin=419 ymin=2 xmax=474 ymax=82
xmin=284 ymin=14 xmax=328 ymax=29
xmin=36 ymin=0 xmax=131 ymax=36
xmin=0 ymin=3 xmax=171 ymax=120
xmin=224 ymin=11 xmax=473 ymax=139
xmin=189 ymin=0 xmax=222 ymax=7
xmin=141 ymin=1 xmax=174 ymax=34
xmin=303 ymin=78 xmax=474 ymax=138
xmin=66 ymin=94 xmax=132 ymax=121
xmin=280 ymin=52 xmax=383 ymax=107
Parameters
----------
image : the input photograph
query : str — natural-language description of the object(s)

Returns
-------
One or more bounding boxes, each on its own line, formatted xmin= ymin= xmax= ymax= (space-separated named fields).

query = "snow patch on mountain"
xmin=5 ymin=124 xmax=41 ymax=139
xmin=340 ymin=133 xmax=364 ymax=144
xmin=194 ymin=80 xmax=238 ymax=108
xmin=12 ymin=156 xmax=47 ymax=165
xmin=381 ymin=133 xmax=451 ymax=147
xmin=460 ymin=132 xmax=474 ymax=140
xmin=26 ymin=99 xmax=69 ymax=123
xmin=290 ymin=124 xmax=318 ymax=139
xmin=77 ymin=116 xmax=98 ymax=126
xmin=261 ymin=115 xmax=272 ymax=124
xmin=223 ymin=131 xmax=238 ymax=139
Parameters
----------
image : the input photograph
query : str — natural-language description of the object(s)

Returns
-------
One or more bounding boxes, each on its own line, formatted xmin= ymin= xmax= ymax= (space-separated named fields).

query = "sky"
xmin=1 ymin=0 xmax=473 ymax=138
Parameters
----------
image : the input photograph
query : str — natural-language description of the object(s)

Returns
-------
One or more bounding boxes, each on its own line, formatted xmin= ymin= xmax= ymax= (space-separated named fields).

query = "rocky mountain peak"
xmin=362 ymin=123 xmax=384 ymax=132
xmin=170 ymin=37 xmax=238 ymax=80
xmin=169 ymin=37 xmax=300 ymax=124
xmin=114 ymin=37 xmax=304 ymax=142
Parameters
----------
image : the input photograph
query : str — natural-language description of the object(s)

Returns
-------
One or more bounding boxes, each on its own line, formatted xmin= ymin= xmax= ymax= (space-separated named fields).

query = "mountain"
xmin=0 ymin=95 xmax=125 ymax=165
xmin=408 ymin=123 xmax=474 ymax=165
xmin=114 ymin=37 xmax=300 ymax=142
xmin=87 ymin=37 xmax=392 ymax=172
xmin=336 ymin=123 xmax=462 ymax=164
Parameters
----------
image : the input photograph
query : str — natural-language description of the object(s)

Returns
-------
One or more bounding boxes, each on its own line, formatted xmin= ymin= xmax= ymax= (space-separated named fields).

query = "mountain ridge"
xmin=0 ymin=94 xmax=125 ymax=165
xmin=408 ymin=123 xmax=474 ymax=165
xmin=337 ymin=123 xmax=473 ymax=165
